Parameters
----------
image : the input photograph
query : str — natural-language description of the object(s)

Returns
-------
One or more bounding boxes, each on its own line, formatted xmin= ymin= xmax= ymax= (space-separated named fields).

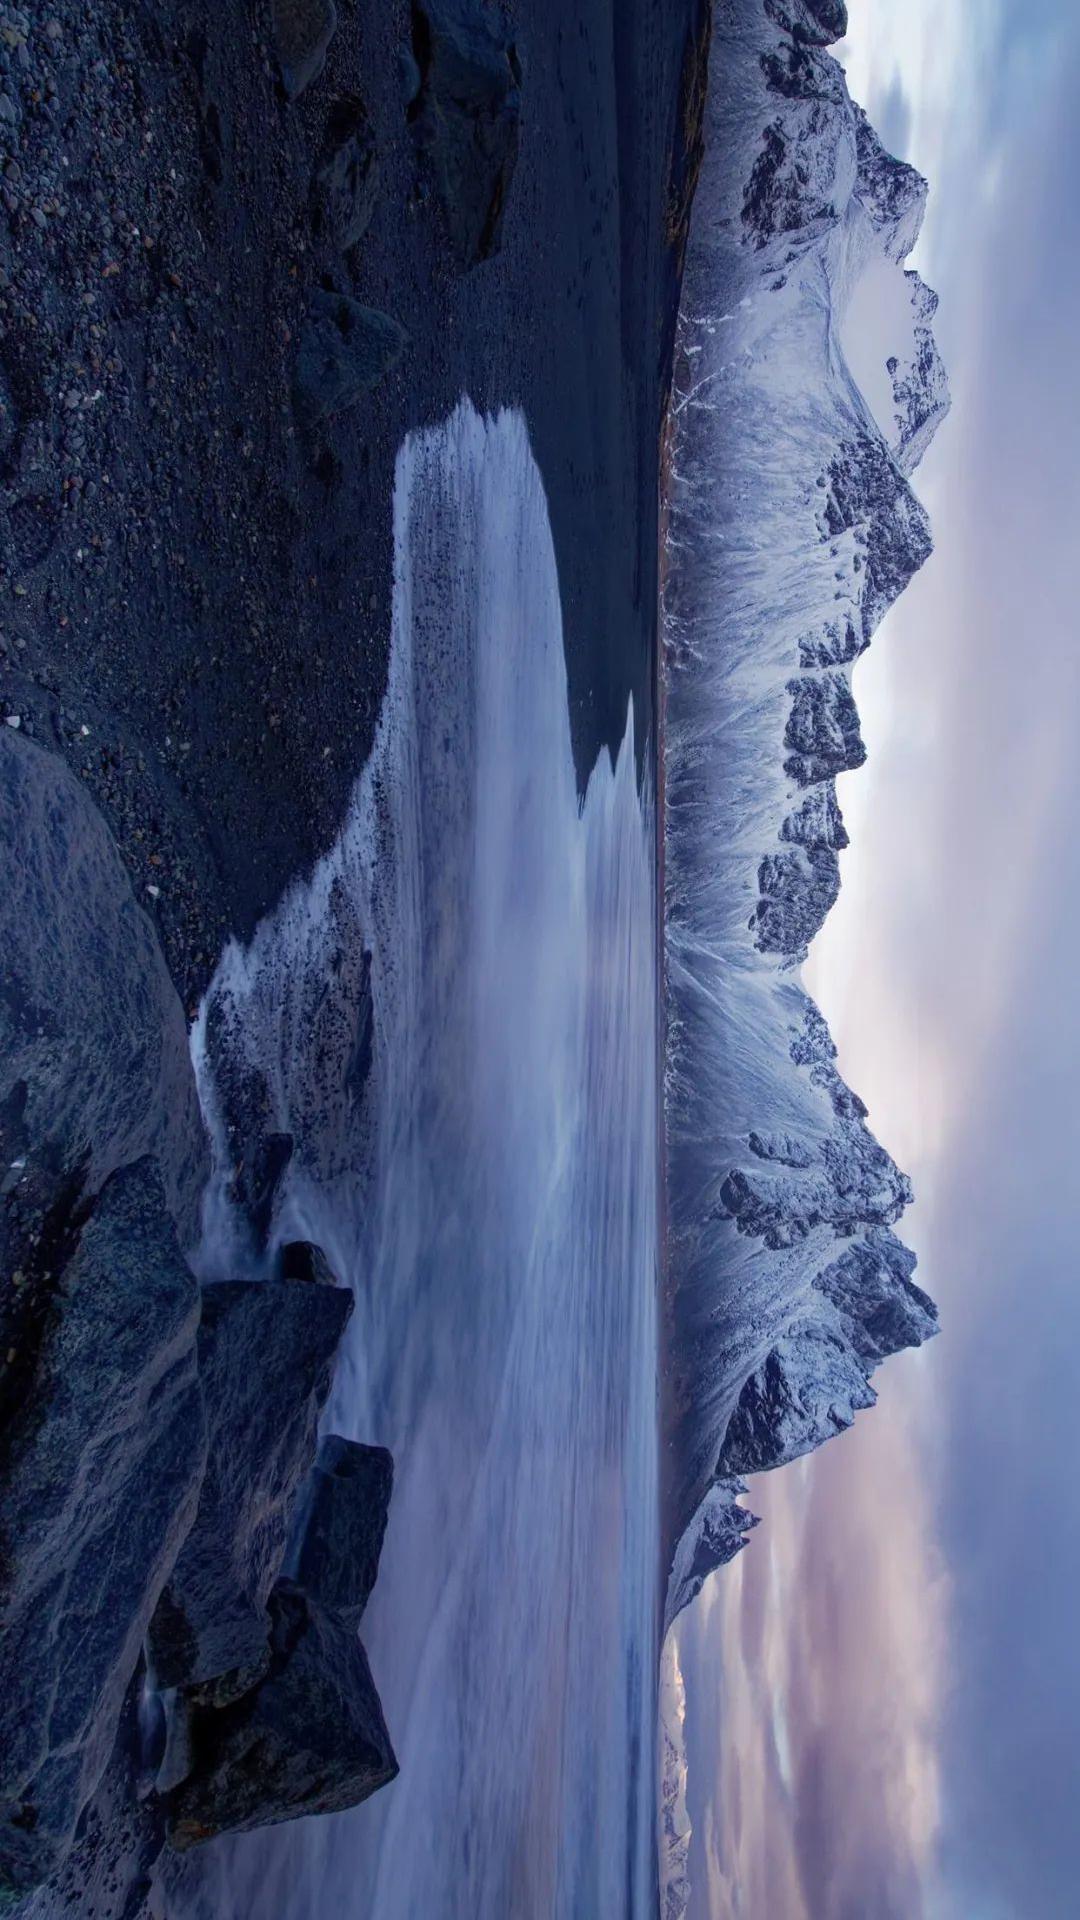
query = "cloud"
xmin=870 ymin=73 xmax=913 ymax=159
xmin=682 ymin=1406 xmax=948 ymax=1920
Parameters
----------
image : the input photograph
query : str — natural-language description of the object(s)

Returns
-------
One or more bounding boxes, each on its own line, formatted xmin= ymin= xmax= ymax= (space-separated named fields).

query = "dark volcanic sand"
xmin=0 ymin=0 xmax=706 ymax=1007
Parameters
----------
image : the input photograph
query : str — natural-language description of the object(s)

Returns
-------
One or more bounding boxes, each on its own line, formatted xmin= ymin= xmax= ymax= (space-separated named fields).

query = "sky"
xmin=681 ymin=3 xmax=1080 ymax=1915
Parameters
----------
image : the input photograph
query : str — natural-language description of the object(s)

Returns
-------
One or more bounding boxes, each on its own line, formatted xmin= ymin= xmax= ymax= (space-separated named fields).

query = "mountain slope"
xmin=661 ymin=0 xmax=947 ymax=1627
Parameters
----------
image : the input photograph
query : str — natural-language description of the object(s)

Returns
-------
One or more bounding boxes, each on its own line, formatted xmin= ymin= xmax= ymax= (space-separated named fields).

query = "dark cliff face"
xmin=661 ymin=0 xmax=947 ymax=1626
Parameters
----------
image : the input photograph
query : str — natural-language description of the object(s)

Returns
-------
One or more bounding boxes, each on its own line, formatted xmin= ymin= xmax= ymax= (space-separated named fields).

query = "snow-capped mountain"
xmin=658 ymin=1634 xmax=693 ymax=1920
xmin=661 ymin=0 xmax=947 ymax=1629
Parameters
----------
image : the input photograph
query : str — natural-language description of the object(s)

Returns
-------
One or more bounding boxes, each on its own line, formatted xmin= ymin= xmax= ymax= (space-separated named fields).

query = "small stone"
xmin=5 ymin=714 xmax=21 ymax=728
xmin=272 ymin=0 xmax=337 ymax=101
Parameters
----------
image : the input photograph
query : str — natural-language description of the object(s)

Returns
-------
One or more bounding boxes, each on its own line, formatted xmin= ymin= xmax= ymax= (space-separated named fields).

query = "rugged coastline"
xmin=0 ymin=1 xmax=705 ymax=1911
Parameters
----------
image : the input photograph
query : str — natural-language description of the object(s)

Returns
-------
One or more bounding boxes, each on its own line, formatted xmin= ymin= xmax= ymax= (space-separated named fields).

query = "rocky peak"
xmin=853 ymin=106 xmax=927 ymax=260
xmin=890 ymin=272 xmax=952 ymax=475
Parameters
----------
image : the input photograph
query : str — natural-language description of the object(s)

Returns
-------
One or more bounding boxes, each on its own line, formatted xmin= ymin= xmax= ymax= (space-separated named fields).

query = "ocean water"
xmin=185 ymin=401 xmax=659 ymax=1919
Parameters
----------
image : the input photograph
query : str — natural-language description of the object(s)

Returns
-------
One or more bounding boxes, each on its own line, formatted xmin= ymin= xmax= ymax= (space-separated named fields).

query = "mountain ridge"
xmin=661 ymin=0 xmax=948 ymax=1629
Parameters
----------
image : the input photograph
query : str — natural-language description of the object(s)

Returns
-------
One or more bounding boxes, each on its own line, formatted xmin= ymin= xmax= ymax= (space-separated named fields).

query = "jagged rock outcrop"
xmin=294 ymin=290 xmax=408 ymax=429
xmin=716 ymin=1229 xmax=937 ymax=1479
xmin=664 ymin=1481 xmax=760 ymax=1626
xmin=0 ymin=1237 xmax=392 ymax=1910
xmin=164 ymin=1435 xmax=396 ymax=1851
xmin=11 ymin=1671 xmax=167 ymax=1920
xmin=0 ymin=731 xmax=207 ymax=1320
xmin=147 ymin=1276 xmax=353 ymax=1699
xmin=0 ymin=1160 xmax=206 ymax=1902
xmin=278 ymin=1238 xmax=339 ymax=1287
xmin=889 ymin=273 xmax=950 ymax=475
xmin=406 ymin=0 xmax=522 ymax=266
xmin=661 ymin=0 xmax=947 ymax=1626
xmin=281 ymin=1435 xmax=394 ymax=1628
xmin=167 ymin=1582 xmax=397 ymax=1850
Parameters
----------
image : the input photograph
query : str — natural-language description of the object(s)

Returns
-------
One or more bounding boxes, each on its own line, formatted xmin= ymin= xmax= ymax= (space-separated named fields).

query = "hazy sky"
xmin=683 ymin=4 xmax=1080 ymax=1915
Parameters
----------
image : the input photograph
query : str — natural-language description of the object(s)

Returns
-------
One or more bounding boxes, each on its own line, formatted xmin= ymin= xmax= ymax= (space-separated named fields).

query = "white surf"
xmin=186 ymin=400 xmax=659 ymax=1919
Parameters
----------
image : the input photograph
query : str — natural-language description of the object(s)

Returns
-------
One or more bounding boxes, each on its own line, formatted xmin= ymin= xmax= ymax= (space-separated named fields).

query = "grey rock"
xmin=313 ymin=95 xmax=379 ymax=253
xmin=888 ymin=273 xmax=951 ymax=476
xmin=278 ymin=1239 xmax=337 ymax=1286
xmin=798 ymin=0 xmax=849 ymax=42
xmin=762 ymin=1 xmax=849 ymax=50
xmin=409 ymin=0 xmax=522 ymax=265
xmin=853 ymin=104 xmax=926 ymax=260
xmin=718 ymin=1314 xmax=876 ymax=1478
xmin=751 ymin=842 xmax=840 ymax=960
xmin=294 ymin=291 xmax=407 ymax=428
xmin=741 ymin=114 xmax=841 ymax=254
xmin=779 ymin=781 xmax=848 ymax=852
xmin=146 ymin=1276 xmax=352 ymax=1699
xmin=822 ymin=429 xmax=933 ymax=642
xmin=797 ymin=615 xmax=864 ymax=668
xmin=747 ymin=1130 xmax=814 ymax=1170
xmin=14 ymin=1673 xmax=166 ymax=1920
xmin=815 ymin=1227 xmax=939 ymax=1368
xmin=0 ymin=732 xmax=208 ymax=1272
xmin=282 ymin=1435 xmax=393 ymax=1627
xmin=0 ymin=1161 xmax=205 ymax=1900
xmin=271 ymin=0 xmax=337 ymax=102
xmin=167 ymin=1584 xmax=397 ymax=1849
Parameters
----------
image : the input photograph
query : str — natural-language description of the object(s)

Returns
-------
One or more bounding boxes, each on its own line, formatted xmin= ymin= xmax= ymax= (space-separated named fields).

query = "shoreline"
xmin=0 ymin=2 xmax=711 ymax=1907
xmin=0 ymin=0 xmax=707 ymax=1008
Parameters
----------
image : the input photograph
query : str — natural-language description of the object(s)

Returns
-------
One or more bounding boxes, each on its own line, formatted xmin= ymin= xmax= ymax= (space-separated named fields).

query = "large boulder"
xmin=13 ymin=1672 xmax=167 ymax=1920
xmin=294 ymin=291 xmax=408 ymax=428
xmin=0 ymin=731 xmax=207 ymax=1294
xmin=167 ymin=1584 xmax=397 ymax=1850
xmin=281 ymin=1435 xmax=393 ymax=1628
xmin=278 ymin=1239 xmax=337 ymax=1286
xmin=146 ymin=1277 xmax=353 ymax=1699
xmin=0 ymin=1160 xmax=206 ymax=1901
xmin=408 ymin=0 xmax=522 ymax=265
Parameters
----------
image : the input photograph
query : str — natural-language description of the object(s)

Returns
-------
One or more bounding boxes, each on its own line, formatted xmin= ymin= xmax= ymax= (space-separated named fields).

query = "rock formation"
xmin=167 ymin=1439 xmax=397 ymax=1850
xmin=0 ymin=732 xmax=396 ymax=1908
xmin=146 ymin=1277 xmax=354 ymax=1699
xmin=0 ymin=1160 xmax=205 ymax=1899
xmin=406 ymin=0 xmax=522 ymax=265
